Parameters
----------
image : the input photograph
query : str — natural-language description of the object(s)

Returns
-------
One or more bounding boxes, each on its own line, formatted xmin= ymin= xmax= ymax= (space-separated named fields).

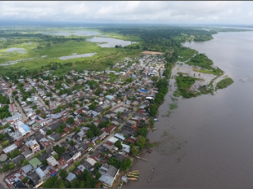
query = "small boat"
xmin=128 ymin=177 xmax=138 ymax=180
xmin=130 ymin=170 xmax=139 ymax=172
xmin=128 ymin=174 xmax=139 ymax=177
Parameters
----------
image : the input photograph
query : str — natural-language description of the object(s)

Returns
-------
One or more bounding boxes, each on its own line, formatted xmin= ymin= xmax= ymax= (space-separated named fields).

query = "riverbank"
xmin=123 ymin=44 xmax=234 ymax=188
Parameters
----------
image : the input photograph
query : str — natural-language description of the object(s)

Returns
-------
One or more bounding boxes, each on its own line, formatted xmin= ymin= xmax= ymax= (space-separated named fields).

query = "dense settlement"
xmin=0 ymin=54 xmax=167 ymax=188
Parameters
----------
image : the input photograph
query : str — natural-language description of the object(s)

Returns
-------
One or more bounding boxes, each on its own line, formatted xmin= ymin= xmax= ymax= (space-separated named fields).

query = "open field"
xmin=0 ymin=29 xmax=143 ymax=75
xmin=177 ymin=47 xmax=197 ymax=62
xmin=141 ymin=51 xmax=164 ymax=55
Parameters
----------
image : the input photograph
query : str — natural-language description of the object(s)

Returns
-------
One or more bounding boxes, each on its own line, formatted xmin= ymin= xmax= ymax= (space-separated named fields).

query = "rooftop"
xmin=29 ymin=158 xmax=42 ymax=169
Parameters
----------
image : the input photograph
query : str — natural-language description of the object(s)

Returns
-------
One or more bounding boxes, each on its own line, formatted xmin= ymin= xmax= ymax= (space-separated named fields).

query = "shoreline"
xmin=123 ymin=39 xmax=234 ymax=187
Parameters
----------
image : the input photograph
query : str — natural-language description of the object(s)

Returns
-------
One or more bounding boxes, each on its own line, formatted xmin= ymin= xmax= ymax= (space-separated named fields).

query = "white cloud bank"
xmin=0 ymin=1 xmax=253 ymax=25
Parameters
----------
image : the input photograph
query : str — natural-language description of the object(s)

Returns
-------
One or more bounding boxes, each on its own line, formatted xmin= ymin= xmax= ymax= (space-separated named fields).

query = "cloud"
xmin=0 ymin=1 xmax=253 ymax=25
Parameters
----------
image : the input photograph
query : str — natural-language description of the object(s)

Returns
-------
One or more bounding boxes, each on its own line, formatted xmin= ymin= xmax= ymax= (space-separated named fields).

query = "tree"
xmin=53 ymin=178 xmax=65 ymax=188
xmin=69 ymin=140 xmax=74 ymax=146
xmin=35 ymin=109 xmax=41 ymax=115
xmin=42 ymin=176 xmax=58 ymax=188
xmin=137 ymin=127 xmax=148 ymax=137
xmin=74 ymin=100 xmax=78 ymax=104
xmin=46 ymin=130 xmax=53 ymax=135
xmin=22 ymin=159 xmax=29 ymax=166
xmin=120 ymin=158 xmax=132 ymax=172
xmin=59 ymin=169 xmax=68 ymax=180
xmin=70 ymin=178 xmax=80 ymax=188
xmin=115 ymin=140 xmax=123 ymax=150
xmin=95 ymin=89 xmax=103 ymax=96
xmin=67 ymin=117 xmax=74 ymax=124
xmin=88 ymin=103 xmax=96 ymax=110
xmin=130 ymin=145 xmax=139 ymax=157
xmin=22 ymin=176 xmax=28 ymax=183
xmin=53 ymin=154 xmax=59 ymax=160
xmin=42 ymin=159 xmax=48 ymax=166
xmin=45 ymin=100 xmax=49 ymax=105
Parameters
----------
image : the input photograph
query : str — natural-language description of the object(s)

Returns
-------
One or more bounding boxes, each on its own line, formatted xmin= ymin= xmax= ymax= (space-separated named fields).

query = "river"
xmin=125 ymin=31 xmax=253 ymax=188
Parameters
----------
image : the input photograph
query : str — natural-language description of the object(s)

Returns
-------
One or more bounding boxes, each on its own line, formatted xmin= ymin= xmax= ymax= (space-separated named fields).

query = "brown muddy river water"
xmin=125 ymin=31 xmax=253 ymax=188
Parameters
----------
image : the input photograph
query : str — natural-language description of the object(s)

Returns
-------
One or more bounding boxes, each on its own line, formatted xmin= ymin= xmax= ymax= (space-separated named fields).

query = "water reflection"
xmin=87 ymin=37 xmax=135 ymax=47
xmin=125 ymin=31 xmax=253 ymax=188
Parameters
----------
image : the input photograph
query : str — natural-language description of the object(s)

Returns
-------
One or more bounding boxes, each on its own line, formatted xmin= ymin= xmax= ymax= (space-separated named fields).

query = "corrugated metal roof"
xmin=22 ymin=164 xmax=33 ymax=174
xmin=66 ymin=172 xmax=76 ymax=182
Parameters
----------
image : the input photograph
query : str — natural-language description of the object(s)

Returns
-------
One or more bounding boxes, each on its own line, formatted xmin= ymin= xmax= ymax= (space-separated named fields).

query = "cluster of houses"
xmin=0 ymin=55 xmax=166 ymax=188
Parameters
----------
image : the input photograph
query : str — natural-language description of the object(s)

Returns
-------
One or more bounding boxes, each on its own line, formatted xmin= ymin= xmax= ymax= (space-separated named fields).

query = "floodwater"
xmin=5 ymin=48 xmax=26 ymax=54
xmin=125 ymin=31 xmax=253 ymax=188
xmin=87 ymin=37 xmax=135 ymax=47
xmin=43 ymin=30 xmax=100 ymax=36
xmin=59 ymin=52 xmax=97 ymax=60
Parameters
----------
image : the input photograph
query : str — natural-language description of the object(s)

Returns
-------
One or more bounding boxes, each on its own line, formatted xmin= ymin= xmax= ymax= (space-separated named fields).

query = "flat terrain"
xmin=141 ymin=51 xmax=164 ymax=55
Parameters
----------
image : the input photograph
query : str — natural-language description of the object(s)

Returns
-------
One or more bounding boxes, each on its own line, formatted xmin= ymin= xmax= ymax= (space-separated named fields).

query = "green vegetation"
xmin=22 ymin=176 xmax=28 ymax=183
xmin=53 ymin=145 xmax=66 ymax=157
xmin=216 ymin=77 xmax=234 ymax=89
xmin=114 ymin=140 xmax=123 ymax=150
xmin=0 ymin=105 xmax=11 ymax=119
xmin=186 ymin=53 xmax=223 ymax=75
xmin=0 ymin=94 xmax=10 ymax=104
xmin=108 ymin=157 xmax=132 ymax=172
xmin=176 ymin=73 xmax=198 ymax=98
xmin=169 ymin=103 xmax=178 ymax=110
xmin=178 ymin=47 xmax=197 ymax=62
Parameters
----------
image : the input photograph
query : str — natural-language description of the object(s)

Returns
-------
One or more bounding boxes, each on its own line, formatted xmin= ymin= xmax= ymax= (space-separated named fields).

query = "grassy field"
xmin=186 ymin=53 xmax=223 ymax=75
xmin=177 ymin=47 xmax=197 ymax=62
xmin=175 ymin=73 xmax=199 ymax=98
xmin=216 ymin=77 xmax=234 ymax=89
xmin=0 ymin=34 xmax=142 ymax=75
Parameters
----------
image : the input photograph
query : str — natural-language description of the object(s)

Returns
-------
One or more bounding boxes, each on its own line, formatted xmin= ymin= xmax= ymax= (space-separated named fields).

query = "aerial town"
xmin=0 ymin=54 xmax=166 ymax=188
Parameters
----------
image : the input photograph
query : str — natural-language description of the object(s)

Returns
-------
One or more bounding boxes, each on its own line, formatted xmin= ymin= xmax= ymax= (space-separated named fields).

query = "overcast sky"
xmin=0 ymin=1 xmax=253 ymax=25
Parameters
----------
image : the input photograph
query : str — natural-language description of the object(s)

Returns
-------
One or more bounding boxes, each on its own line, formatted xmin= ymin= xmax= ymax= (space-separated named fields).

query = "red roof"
xmin=58 ymin=158 xmax=68 ymax=169
xmin=101 ymin=125 xmax=116 ymax=134
xmin=125 ymin=137 xmax=136 ymax=144
xmin=87 ymin=142 xmax=93 ymax=147
xmin=64 ymin=127 xmax=71 ymax=133
xmin=105 ymin=141 xmax=113 ymax=146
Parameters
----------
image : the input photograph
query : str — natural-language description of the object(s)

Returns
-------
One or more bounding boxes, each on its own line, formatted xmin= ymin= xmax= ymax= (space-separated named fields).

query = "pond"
xmin=59 ymin=52 xmax=97 ymax=60
xmin=87 ymin=37 xmax=135 ymax=47
xmin=5 ymin=48 xmax=27 ymax=54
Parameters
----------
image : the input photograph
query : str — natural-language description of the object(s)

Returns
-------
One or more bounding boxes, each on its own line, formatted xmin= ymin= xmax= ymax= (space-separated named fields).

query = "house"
xmin=99 ymin=164 xmax=119 ymax=187
xmin=27 ymin=170 xmax=43 ymax=188
xmin=2 ymin=144 xmax=18 ymax=154
xmin=66 ymin=172 xmax=77 ymax=183
xmin=47 ymin=156 xmax=59 ymax=170
xmin=17 ymin=121 xmax=31 ymax=136
xmin=114 ymin=133 xmax=125 ymax=141
xmin=11 ymin=154 xmax=25 ymax=165
xmin=38 ymin=152 xmax=50 ymax=162
xmin=125 ymin=136 xmax=136 ymax=144
xmin=114 ymin=153 xmax=126 ymax=162
xmin=25 ymin=140 xmax=40 ymax=154
xmin=22 ymin=149 xmax=34 ymax=159
xmin=58 ymin=158 xmax=68 ymax=169
xmin=36 ymin=167 xmax=46 ymax=181
xmin=48 ymin=133 xmax=61 ymax=141
xmin=61 ymin=153 xmax=73 ymax=166
xmin=101 ymin=125 xmax=116 ymax=135
xmin=39 ymin=138 xmax=52 ymax=149
xmin=13 ymin=180 xmax=28 ymax=188
xmin=105 ymin=95 xmax=114 ymax=101
xmin=29 ymin=158 xmax=42 ymax=169
xmin=5 ymin=169 xmax=27 ymax=187
xmin=21 ymin=164 xmax=33 ymax=175
xmin=49 ymin=121 xmax=64 ymax=131
xmin=73 ymin=164 xmax=86 ymax=175
xmin=121 ymin=143 xmax=130 ymax=154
